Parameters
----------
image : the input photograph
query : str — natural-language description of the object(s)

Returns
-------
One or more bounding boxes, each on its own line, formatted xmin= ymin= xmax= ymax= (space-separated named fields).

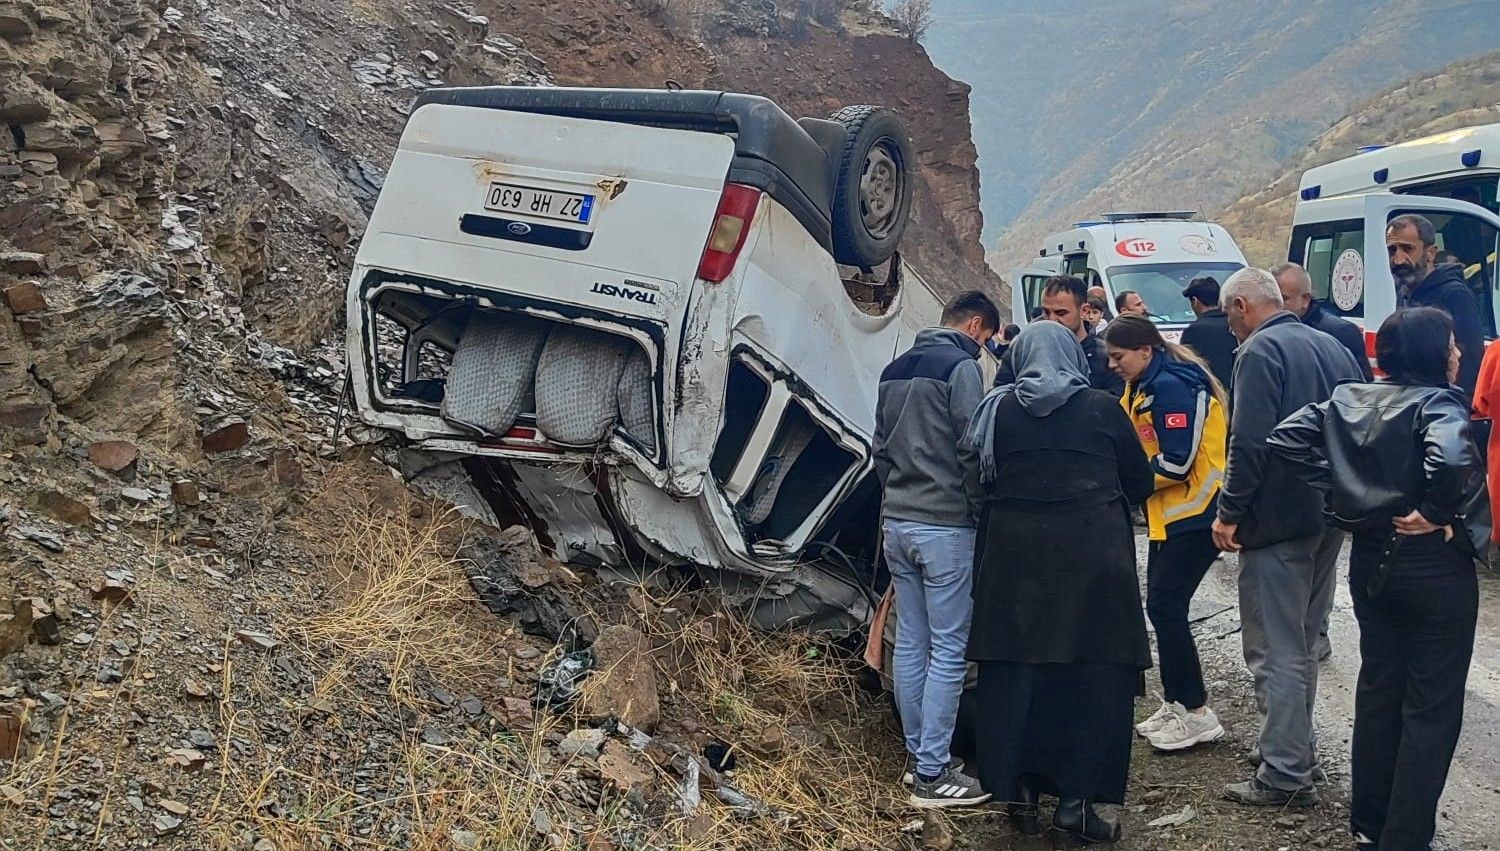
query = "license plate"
xmin=483 ymin=182 xmax=594 ymax=224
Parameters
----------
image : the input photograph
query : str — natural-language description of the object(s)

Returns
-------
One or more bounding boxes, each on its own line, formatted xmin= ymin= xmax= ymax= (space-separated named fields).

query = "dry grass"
xmin=2 ymin=462 xmax=921 ymax=850
xmin=290 ymin=468 xmax=505 ymax=703
xmin=602 ymin=585 xmax=917 ymax=851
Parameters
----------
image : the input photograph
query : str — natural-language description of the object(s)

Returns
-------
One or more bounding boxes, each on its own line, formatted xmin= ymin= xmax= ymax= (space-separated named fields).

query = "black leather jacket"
xmin=1267 ymin=381 xmax=1488 ymax=553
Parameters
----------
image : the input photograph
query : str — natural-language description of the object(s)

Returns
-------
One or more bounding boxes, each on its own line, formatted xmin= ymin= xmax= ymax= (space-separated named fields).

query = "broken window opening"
xmin=740 ymin=400 xmax=859 ymax=544
xmin=710 ymin=361 xmax=772 ymax=483
xmin=417 ymin=340 xmax=453 ymax=380
xmin=373 ymin=312 xmax=410 ymax=399
xmin=368 ymin=285 xmax=658 ymax=453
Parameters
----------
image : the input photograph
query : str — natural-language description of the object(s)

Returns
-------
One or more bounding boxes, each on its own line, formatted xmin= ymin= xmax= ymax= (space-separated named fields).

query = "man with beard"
xmin=1388 ymin=214 xmax=1483 ymax=400
xmin=996 ymin=276 xmax=1124 ymax=395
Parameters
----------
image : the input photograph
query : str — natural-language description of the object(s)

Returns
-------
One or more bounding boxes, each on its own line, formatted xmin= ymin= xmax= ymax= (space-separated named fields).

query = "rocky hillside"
xmin=1219 ymin=52 xmax=1500 ymax=266
xmin=0 ymin=0 xmax=1000 ymax=455
xmin=0 ymin=1 xmax=1002 ymax=848
xmin=921 ymin=0 xmax=1500 ymax=267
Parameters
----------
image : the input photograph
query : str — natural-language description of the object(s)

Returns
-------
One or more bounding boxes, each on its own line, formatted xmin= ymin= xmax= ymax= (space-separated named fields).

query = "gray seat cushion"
xmin=534 ymin=324 xmax=632 ymax=446
xmin=440 ymin=312 xmax=549 ymax=437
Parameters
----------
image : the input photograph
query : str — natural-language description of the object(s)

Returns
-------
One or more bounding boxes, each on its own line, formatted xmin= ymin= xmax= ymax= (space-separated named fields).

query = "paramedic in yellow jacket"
xmin=1103 ymin=315 xmax=1230 ymax=754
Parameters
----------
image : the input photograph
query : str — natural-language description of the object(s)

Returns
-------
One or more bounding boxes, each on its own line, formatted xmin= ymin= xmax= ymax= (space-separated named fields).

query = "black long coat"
xmin=968 ymin=389 xmax=1155 ymax=670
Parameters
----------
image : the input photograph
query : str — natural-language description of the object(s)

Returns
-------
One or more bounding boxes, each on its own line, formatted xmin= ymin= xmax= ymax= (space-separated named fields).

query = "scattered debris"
xmin=703 ymin=741 xmax=736 ymax=772
xmin=1148 ymin=803 xmax=1198 ymax=828
xmin=534 ymin=649 xmax=593 ymax=711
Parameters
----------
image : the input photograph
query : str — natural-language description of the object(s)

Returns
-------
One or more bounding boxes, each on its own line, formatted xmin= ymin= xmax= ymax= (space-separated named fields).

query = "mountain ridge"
xmin=921 ymin=0 xmax=1500 ymax=270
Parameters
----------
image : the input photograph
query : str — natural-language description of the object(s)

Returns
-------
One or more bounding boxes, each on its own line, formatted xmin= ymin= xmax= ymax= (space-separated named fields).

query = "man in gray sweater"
xmin=873 ymin=290 xmax=997 ymax=808
xmin=1212 ymin=268 xmax=1363 ymax=808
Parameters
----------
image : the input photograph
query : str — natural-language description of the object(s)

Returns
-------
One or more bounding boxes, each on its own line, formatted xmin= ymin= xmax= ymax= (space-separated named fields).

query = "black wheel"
xmin=828 ymin=105 xmax=913 ymax=268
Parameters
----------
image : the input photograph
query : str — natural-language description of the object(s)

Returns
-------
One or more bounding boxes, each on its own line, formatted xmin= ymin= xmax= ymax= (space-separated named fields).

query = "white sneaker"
xmin=1135 ymin=700 xmax=1182 ymax=738
xmin=1147 ymin=706 xmax=1226 ymax=752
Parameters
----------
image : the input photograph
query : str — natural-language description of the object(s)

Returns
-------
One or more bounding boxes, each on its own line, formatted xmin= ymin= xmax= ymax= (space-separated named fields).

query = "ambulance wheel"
xmin=829 ymin=105 xmax=913 ymax=268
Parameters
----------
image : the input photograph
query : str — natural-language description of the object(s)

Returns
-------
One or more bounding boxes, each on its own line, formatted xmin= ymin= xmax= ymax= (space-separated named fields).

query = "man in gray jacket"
xmin=1212 ymin=268 xmax=1364 ymax=808
xmin=874 ymin=290 xmax=997 ymax=809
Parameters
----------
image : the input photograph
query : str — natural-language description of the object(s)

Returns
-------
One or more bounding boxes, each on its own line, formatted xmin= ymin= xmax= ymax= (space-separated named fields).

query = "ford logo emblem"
xmin=507 ymin=221 xmax=533 ymax=236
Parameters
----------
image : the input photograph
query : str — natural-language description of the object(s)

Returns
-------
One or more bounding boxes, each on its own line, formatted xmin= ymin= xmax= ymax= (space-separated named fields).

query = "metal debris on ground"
xmin=533 ymin=648 xmax=593 ymax=711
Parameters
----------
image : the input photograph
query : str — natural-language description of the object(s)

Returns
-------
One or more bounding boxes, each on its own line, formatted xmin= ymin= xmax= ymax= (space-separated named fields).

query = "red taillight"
xmin=476 ymin=425 xmax=560 ymax=453
xmin=696 ymin=183 xmax=761 ymax=283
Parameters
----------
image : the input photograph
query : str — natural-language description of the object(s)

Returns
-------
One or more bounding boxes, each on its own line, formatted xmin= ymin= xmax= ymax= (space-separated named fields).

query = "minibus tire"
xmin=829 ymin=105 xmax=913 ymax=267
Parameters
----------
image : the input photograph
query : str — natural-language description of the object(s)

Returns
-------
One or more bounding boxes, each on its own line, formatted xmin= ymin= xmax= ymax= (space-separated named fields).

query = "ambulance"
xmin=1289 ymin=123 xmax=1500 ymax=350
xmin=1011 ymin=212 xmax=1248 ymax=341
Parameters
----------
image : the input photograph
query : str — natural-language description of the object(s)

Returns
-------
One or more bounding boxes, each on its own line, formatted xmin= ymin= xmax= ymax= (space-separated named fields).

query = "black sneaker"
xmin=910 ymin=767 xmax=991 ymax=809
xmin=900 ymin=756 xmax=964 ymax=787
xmin=1223 ymin=777 xmax=1317 ymax=807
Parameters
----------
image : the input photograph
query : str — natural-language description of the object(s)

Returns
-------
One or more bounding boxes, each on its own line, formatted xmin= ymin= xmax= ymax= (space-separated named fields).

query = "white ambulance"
xmin=1290 ymin=123 xmax=1500 ymax=351
xmin=1010 ymin=212 xmax=1248 ymax=341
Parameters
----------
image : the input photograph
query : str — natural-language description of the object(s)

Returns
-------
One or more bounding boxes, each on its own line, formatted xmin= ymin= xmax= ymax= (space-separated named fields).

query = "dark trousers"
xmin=1349 ymin=532 xmax=1477 ymax=851
xmin=1146 ymin=528 xmax=1220 ymax=710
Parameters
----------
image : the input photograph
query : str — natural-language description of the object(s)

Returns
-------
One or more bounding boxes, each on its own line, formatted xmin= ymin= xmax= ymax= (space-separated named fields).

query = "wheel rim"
xmin=859 ymin=141 xmax=903 ymax=239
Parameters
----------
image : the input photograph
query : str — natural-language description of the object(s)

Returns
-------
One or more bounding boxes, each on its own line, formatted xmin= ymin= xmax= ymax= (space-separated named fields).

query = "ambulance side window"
xmin=1292 ymin=218 xmax=1365 ymax=320
xmin=1021 ymin=275 xmax=1049 ymax=319
xmin=1394 ymin=208 xmax=1500 ymax=339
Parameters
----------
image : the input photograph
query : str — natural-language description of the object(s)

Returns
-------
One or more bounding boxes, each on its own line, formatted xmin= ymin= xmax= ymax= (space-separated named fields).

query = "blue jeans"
xmin=883 ymin=518 xmax=976 ymax=778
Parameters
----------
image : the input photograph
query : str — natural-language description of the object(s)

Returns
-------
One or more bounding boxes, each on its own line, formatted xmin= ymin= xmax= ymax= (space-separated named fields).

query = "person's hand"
xmin=1393 ymin=510 xmax=1441 ymax=537
xmin=1212 ymin=518 xmax=1241 ymax=552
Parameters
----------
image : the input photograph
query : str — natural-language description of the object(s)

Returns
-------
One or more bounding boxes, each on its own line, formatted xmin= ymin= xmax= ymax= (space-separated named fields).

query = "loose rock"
xmin=0 ymin=599 xmax=33 ymax=658
xmin=202 ymin=419 xmax=250 ymax=454
xmin=153 ymin=814 xmax=182 ymax=836
xmin=1 ymin=282 xmax=47 ymax=314
xmin=170 ymin=479 xmax=201 ymax=507
xmin=88 ymin=440 xmax=140 ymax=472
xmin=579 ymin=625 xmax=660 ymax=732
xmin=235 ymin=629 xmax=278 ymax=650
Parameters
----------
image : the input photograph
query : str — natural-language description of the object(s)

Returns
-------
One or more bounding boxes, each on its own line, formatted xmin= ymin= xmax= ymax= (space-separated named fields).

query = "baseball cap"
xmin=1181 ymin=275 xmax=1221 ymax=304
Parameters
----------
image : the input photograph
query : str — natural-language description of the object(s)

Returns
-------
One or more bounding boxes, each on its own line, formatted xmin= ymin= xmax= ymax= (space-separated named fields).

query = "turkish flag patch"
xmin=1138 ymin=424 xmax=1157 ymax=443
xmin=1164 ymin=413 xmax=1189 ymax=429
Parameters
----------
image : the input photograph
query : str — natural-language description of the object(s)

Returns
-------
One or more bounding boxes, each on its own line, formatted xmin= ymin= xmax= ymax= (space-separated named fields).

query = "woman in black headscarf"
xmin=964 ymin=321 xmax=1154 ymax=845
